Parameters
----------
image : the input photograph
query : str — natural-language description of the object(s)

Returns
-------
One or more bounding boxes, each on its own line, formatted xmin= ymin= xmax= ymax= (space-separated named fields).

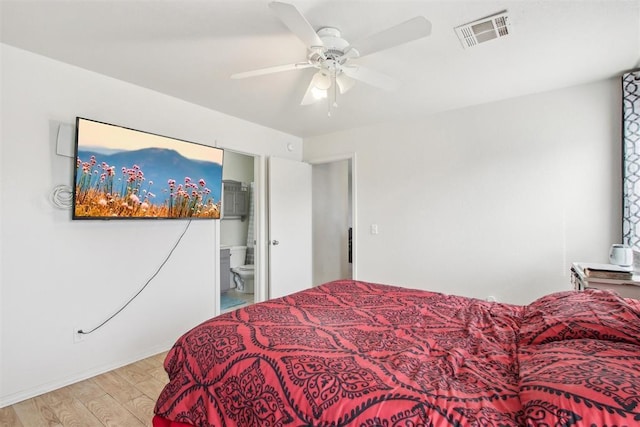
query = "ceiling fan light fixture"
xmin=313 ymin=71 xmax=332 ymax=90
xmin=336 ymin=73 xmax=355 ymax=94
xmin=311 ymin=86 xmax=328 ymax=100
xmin=309 ymin=71 xmax=331 ymax=99
xmin=300 ymin=71 xmax=331 ymax=105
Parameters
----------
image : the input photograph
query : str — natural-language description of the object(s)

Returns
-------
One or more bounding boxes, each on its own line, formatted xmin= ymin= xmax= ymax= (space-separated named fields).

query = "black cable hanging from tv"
xmin=77 ymin=219 xmax=192 ymax=335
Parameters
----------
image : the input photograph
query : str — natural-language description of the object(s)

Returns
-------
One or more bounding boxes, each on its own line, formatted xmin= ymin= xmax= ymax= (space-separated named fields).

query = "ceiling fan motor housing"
xmin=316 ymin=27 xmax=350 ymax=60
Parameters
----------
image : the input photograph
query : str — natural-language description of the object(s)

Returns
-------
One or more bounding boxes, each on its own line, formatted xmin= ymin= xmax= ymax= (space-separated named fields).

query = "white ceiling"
xmin=2 ymin=0 xmax=639 ymax=138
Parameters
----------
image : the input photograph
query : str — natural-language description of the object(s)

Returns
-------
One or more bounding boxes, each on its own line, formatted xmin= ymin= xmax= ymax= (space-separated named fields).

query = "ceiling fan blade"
xmin=231 ymin=62 xmax=313 ymax=79
xmin=269 ymin=1 xmax=324 ymax=48
xmin=342 ymin=65 xmax=398 ymax=91
xmin=345 ymin=16 xmax=432 ymax=59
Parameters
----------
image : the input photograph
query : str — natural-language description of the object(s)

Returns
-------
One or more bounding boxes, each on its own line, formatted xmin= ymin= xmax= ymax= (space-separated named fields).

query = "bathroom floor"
xmin=221 ymin=289 xmax=254 ymax=313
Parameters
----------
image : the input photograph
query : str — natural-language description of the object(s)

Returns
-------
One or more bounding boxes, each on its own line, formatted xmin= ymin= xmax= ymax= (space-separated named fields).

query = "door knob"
xmin=272 ymin=240 xmax=279 ymax=245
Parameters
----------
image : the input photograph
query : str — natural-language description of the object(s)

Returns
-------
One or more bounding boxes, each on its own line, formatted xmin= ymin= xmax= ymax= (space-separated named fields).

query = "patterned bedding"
xmin=153 ymin=280 xmax=640 ymax=426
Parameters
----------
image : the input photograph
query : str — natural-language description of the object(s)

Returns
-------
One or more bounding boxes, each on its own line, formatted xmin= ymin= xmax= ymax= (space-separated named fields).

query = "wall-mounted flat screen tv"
xmin=73 ymin=117 xmax=224 ymax=220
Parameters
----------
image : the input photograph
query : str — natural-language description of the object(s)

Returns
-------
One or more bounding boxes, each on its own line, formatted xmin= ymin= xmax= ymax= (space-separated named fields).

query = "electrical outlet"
xmin=73 ymin=327 xmax=86 ymax=343
xmin=486 ymin=296 xmax=497 ymax=302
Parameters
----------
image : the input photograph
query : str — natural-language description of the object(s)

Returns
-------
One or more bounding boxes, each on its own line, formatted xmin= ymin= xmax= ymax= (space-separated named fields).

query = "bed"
xmin=153 ymin=279 xmax=640 ymax=426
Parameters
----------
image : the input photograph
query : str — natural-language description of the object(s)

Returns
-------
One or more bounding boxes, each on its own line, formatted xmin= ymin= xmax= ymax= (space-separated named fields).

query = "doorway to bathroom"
xmin=220 ymin=150 xmax=256 ymax=312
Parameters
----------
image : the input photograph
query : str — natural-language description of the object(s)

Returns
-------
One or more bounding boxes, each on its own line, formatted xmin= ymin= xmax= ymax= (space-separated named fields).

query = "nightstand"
xmin=571 ymin=262 xmax=640 ymax=299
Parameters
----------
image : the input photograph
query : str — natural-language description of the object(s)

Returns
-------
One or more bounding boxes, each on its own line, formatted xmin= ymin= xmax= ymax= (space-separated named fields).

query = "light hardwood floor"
xmin=0 ymin=351 xmax=169 ymax=427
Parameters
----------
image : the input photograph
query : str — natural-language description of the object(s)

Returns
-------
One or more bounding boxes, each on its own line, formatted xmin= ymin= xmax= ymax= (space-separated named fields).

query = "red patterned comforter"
xmin=153 ymin=280 xmax=640 ymax=426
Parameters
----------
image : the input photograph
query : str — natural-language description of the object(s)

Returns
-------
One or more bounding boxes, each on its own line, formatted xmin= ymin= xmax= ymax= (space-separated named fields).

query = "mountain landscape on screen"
xmin=73 ymin=118 xmax=224 ymax=220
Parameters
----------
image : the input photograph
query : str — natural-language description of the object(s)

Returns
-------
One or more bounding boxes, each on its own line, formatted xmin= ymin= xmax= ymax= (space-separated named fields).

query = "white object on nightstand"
xmin=609 ymin=244 xmax=633 ymax=267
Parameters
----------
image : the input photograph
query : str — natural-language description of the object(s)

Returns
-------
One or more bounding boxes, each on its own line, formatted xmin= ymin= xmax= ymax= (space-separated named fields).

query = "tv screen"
xmin=73 ymin=117 xmax=224 ymax=220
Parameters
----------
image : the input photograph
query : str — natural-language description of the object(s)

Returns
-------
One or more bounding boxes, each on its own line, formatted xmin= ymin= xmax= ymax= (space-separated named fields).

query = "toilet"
xmin=227 ymin=245 xmax=254 ymax=294
xmin=231 ymin=264 xmax=255 ymax=293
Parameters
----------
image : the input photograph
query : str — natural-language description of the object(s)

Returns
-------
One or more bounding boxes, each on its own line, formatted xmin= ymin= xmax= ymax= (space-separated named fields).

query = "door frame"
xmin=241 ymin=151 xmax=357 ymax=307
xmin=306 ymin=152 xmax=358 ymax=280
xmin=253 ymin=155 xmax=267 ymax=303
xmin=215 ymin=149 xmax=267 ymax=315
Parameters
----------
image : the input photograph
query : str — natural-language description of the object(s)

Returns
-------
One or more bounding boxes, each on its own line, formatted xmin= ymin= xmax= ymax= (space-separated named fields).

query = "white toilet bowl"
xmin=223 ymin=245 xmax=247 ymax=290
xmin=231 ymin=265 xmax=254 ymax=293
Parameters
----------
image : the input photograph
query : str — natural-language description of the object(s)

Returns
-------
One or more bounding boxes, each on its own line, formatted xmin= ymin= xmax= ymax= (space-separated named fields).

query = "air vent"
xmin=454 ymin=11 xmax=510 ymax=49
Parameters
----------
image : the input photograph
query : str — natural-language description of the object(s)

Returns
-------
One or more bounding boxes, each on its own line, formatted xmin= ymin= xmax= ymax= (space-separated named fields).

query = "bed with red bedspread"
xmin=153 ymin=280 xmax=640 ymax=426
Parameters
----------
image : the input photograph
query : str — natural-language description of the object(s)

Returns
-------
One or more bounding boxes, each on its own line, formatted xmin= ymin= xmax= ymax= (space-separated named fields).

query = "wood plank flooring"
xmin=0 ymin=351 xmax=168 ymax=427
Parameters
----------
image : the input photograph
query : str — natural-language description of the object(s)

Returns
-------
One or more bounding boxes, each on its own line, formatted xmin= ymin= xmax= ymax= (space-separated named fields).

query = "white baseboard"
xmin=0 ymin=343 xmax=172 ymax=408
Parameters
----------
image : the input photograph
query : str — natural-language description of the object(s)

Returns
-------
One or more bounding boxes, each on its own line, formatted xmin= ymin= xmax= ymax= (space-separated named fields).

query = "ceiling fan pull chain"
xmin=333 ymin=71 xmax=338 ymax=108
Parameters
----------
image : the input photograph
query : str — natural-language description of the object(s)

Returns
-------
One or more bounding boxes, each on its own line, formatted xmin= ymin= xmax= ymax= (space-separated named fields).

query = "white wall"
xmin=304 ymin=79 xmax=621 ymax=305
xmin=0 ymin=44 xmax=301 ymax=407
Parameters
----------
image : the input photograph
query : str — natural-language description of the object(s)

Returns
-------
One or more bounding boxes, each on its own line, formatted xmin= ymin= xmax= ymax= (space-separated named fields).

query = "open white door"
xmin=268 ymin=157 xmax=312 ymax=299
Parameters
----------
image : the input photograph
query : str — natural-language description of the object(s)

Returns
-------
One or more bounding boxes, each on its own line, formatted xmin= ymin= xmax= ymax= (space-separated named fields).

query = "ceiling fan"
xmin=231 ymin=1 xmax=432 ymax=115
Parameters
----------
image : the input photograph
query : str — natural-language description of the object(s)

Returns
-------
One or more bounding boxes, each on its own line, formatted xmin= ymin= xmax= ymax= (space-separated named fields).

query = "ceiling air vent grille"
xmin=455 ymin=11 xmax=510 ymax=49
